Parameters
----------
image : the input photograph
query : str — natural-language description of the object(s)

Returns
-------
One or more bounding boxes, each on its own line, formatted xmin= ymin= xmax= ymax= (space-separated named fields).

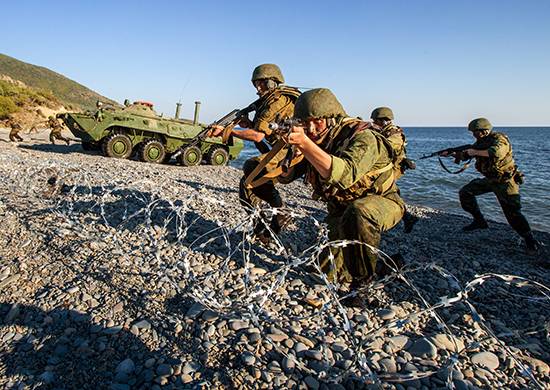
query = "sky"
xmin=2 ymin=0 xmax=549 ymax=126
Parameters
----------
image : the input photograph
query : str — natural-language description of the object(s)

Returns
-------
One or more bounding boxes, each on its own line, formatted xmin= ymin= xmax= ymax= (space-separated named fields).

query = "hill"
xmin=0 ymin=53 xmax=119 ymax=115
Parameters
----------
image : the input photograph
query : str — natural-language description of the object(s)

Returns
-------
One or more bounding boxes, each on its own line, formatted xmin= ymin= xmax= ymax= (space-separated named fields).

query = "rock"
xmin=379 ymin=358 xmax=397 ymax=373
xmin=156 ymin=364 xmax=172 ymax=377
xmin=116 ymin=358 xmax=135 ymax=375
xmin=282 ymin=356 xmax=295 ymax=373
xmin=304 ymin=375 xmax=320 ymax=389
xmin=407 ymin=338 xmax=438 ymax=359
xmin=522 ymin=356 xmax=549 ymax=375
xmin=38 ymin=371 xmax=55 ymax=384
xmin=132 ymin=319 xmax=151 ymax=330
xmin=471 ymin=352 xmax=499 ymax=370
xmin=201 ymin=310 xmax=219 ymax=322
xmin=241 ymin=352 xmax=255 ymax=366
xmin=3 ymin=303 xmax=20 ymax=323
xmin=377 ymin=308 xmax=396 ymax=320
xmin=387 ymin=335 xmax=410 ymax=352
xmin=267 ymin=333 xmax=288 ymax=343
xmin=185 ymin=303 xmax=205 ymax=319
xmin=181 ymin=374 xmax=193 ymax=384
xmin=229 ymin=320 xmax=249 ymax=331
xmin=66 ymin=286 xmax=79 ymax=294
xmin=182 ymin=361 xmax=201 ymax=375
xmin=305 ymin=350 xmax=323 ymax=361
xmin=429 ymin=333 xmax=465 ymax=352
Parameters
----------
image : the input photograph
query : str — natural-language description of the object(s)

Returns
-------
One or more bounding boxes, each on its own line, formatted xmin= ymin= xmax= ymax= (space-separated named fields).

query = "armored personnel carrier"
xmin=57 ymin=100 xmax=243 ymax=166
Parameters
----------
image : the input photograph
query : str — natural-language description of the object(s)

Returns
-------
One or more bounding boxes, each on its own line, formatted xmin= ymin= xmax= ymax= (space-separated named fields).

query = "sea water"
xmin=230 ymin=127 xmax=550 ymax=233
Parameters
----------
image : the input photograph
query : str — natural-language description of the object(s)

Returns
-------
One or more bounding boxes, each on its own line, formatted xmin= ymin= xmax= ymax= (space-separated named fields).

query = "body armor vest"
xmin=307 ymin=117 xmax=397 ymax=203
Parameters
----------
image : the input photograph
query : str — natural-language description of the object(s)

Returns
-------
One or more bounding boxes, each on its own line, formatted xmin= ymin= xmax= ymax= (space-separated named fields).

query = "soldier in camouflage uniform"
xmin=283 ymin=89 xmax=404 ymax=303
xmin=47 ymin=116 xmax=71 ymax=145
xmin=445 ymin=118 xmax=539 ymax=254
xmin=210 ymin=64 xmax=300 ymax=237
xmin=370 ymin=107 xmax=418 ymax=233
xmin=6 ymin=116 xmax=24 ymax=142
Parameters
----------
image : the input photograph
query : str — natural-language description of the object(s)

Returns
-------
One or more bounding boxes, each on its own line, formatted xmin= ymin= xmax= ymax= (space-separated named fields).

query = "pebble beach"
xmin=0 ymin=130 xmax=549 ymax=390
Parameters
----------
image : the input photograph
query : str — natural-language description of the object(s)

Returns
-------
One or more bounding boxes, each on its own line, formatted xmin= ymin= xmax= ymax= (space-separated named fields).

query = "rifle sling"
xmin=243 ymin=139 xmax=289 ymax=189
xmin=438 ymin=156 xmax=471 ymax=174
xmin=247 ymin=154 xmax=304 ymax=189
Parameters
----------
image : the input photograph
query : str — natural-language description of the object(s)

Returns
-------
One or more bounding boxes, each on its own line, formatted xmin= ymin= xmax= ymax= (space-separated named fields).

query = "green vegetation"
xmin=0 ymin=53 xmax=119 ymax=112
xmin=0 ymin=79 xmax=60 ymax=119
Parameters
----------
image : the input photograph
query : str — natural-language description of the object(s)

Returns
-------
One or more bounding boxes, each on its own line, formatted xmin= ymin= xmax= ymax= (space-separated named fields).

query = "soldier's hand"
xmin=208 ymin=125 xmax=224 ymax=137
xmin=464 ymin=148 xmax=477 ymax=157
xmin=440 ymin=151 xmax=453 ymax=157
xmin=238 ymin=118 xmax=252 ymax=129
xmin=287 ymin=125 xmax=308 ymax=149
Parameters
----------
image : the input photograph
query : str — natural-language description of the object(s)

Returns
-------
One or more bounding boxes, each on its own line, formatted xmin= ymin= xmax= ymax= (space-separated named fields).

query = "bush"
xmin=0 ymin=96 xmax=18 ymax=120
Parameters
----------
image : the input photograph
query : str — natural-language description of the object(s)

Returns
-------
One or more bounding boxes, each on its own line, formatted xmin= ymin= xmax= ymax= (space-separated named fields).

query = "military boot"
xmin=524 ymin=232 xmax=541 ymax=256
xmin=402 ymin=212 xmax=419 ymax=234
xmin=462 ymin=218 xmax=488 ymax=232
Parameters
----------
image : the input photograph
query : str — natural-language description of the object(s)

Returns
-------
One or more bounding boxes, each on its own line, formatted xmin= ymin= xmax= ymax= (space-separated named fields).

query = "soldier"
xmin=47 ymin=116 xmax=71 ymax=145
xmin=6 ymin=116 xmax=24 ymax=142
xmin=444 ymin=118 xmax=540 ymax=254
xmin=210 ymin=64 xmax=300 ymax=239
xmin=370 ymin=107 xmax=418 ymax=233
xmin=283 ymin=89 xmax=404 ymax=306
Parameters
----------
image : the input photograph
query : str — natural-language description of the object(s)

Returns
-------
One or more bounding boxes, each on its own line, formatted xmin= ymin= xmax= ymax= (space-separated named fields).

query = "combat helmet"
xmin=371 ymin=107 xmax=394 ymax=120
xmin=468 ymin=118 xmax=492 ymax=132
xmin=251 ymin=64 xmax=285 ymax=84
xmin=293 ymin=88 xmax=347 ymax=120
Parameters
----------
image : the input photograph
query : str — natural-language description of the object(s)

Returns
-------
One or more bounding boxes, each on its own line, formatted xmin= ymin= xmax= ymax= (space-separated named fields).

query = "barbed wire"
xmin=0 ymin=156 xmax=548 ymax=389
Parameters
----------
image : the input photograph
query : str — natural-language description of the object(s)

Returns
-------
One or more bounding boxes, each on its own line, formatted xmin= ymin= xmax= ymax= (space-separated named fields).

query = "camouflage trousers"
xmin=239 ymin=146 xmax=290 ymax=210
xmin=49 ymin=129 xmax=70 ymax=145
xmin=459 ymin=177 xmax=531 ymax=237
xmin=320 ymin=193 xmax=404 ymax=283
xmin=9 ymin=128 xmax=23 ymax=142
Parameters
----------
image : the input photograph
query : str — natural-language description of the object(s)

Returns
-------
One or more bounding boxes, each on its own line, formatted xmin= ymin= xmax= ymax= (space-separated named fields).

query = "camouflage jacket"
xmin=472 ymin=132 xmax=517 ymax=181
xmin=374 ymin=123 xmax=407 ymax=179
xmin=6 ymin=119 xmax=22 ymax=130
xmin=252 ymin=86 xmax=300 ymax=145
xmin=47 ymin=118 xmax=64 ymax=131
xmin=284 ymin=117 xmax=400 ymax=204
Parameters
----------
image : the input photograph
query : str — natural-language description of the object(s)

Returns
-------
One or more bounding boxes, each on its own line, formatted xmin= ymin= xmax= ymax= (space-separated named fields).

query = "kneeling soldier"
xmin=283 ymin=89 xmax=404 ymax=305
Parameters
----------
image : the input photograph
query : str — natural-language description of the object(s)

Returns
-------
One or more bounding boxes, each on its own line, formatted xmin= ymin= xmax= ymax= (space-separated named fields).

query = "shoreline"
xmin=0 ymin=134 xmax=549 ymax=389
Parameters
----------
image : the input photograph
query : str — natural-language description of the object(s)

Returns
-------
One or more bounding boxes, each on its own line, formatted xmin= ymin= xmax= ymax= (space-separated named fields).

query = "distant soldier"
xmin=443 ymin=118 xmax=540 ymax=254
xmin=370 ymin=107 xmax=418 ymax=233
xmin=6 ymin=116 xmax=24 ymax=142
xmin=210 ymin=64 xmax=301 ymax=240
xmin=47 ymin=116 xmax=71 ymax=145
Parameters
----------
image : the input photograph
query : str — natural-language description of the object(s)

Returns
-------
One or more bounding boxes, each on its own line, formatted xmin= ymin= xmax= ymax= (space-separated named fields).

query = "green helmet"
xmin=468 ymin=118 xmax=492 ymax=132
xmin=370 ymin=107 xmax=394 ymax=120
xmin=293 ymin=88 xmax=347 ymax=120
xmin=251 ymin=64 xmax=284 ymax=84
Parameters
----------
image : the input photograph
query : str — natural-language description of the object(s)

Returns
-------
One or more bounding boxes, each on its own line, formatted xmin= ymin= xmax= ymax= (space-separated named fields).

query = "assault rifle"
xmin=420 ymin=144 xmax=474 ymax=163
xmin=268 ymin=119 xmax=303 ymax=173
xmin=243 ymin=118 xmax=304 ymax=189
xmin=420 ymin=144 xmax=478 ymax=174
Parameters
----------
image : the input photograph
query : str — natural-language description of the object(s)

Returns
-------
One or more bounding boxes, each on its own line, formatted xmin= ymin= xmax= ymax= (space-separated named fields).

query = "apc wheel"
xmin=207 ymin=146 xmax=229 ymax=166
xmin=178 ymin=145 xmax=202 ymax=166
xmin=139 ymin=139 xmax=166 ymax=164
xmin=102 ymin=133 xmax=133 ymax=159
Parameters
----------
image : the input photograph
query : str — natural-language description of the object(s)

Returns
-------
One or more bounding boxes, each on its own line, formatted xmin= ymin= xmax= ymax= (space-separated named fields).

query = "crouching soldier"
xmin=282 ymin=89 xmax=404 ymax=306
